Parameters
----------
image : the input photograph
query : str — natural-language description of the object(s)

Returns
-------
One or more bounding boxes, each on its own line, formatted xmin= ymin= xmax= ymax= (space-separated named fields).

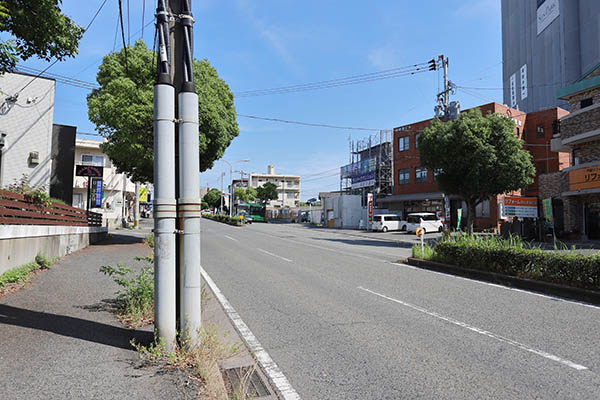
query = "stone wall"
xmin=568 ymin=87 xmax=600 ymax=113
xmin=560 ymin=105 xmax=600 ymax=139
xmin=573 ymin=139 xmax=600 ymax=164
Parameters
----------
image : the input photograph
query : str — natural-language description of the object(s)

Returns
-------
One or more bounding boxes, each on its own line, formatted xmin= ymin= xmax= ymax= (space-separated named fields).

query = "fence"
xmin=0 ymin=190 xmax=102 ymax=227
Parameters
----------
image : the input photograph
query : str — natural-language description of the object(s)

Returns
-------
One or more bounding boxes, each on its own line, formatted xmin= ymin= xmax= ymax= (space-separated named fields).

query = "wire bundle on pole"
xmin=180 ymin=0 xmax=194 ymax=88
xmin=155 ymin=0 xmax=171 ymax=82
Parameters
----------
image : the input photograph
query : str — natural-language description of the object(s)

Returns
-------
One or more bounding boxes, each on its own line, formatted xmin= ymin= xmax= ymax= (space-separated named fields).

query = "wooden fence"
xmin=0 ymin=190 xmax=103 ymax=227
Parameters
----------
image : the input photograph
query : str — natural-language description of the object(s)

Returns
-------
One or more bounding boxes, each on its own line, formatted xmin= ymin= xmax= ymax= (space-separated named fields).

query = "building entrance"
xmin=586 ymin=203 xmax=600 ymax=240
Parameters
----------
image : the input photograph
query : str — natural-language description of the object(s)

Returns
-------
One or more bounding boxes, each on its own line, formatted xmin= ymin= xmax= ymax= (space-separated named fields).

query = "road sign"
xmin=416 ymin=227 xmax=425 ymax=237
xmin=76 ymin=165 xmax=103 ymax=177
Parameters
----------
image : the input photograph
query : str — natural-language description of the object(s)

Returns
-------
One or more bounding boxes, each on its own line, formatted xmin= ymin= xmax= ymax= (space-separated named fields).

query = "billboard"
xmin=502 ymin=196 xmax=538 ymax=218
xmin=351 ymin=172 xmax=375 ymax=189
xmin=341 ymin=158 xmax=376 ymax=179
xmin=569 ymin=166 xmax=600 ymax=191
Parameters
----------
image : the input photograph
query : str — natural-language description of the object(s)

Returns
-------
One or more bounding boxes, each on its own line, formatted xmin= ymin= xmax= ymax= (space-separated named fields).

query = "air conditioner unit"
xmin=29 ymin=151 xmax=40 ymax=165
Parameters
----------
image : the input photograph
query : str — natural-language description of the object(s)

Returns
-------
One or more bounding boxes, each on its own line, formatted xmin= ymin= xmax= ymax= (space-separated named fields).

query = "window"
xmin=287 ymin=193 xmax=294 ymax=198
xmin=475 ymin=200 xmax=490 ymax=218
xmin=373 ymin=216 xmax=382 ymax=222
xmin=581 ymin=98 xmax=593 ymax=109
xmin=415 ymin=132 xmax=422 ymax=149
xmin=398 ymin=136 xmax=409 ymax=151
xmin=415 ymin=167 xmax=428 ymax=183
xmin=536 ymin=124 xmax=545 ymax=138
xmin=81 ymin=154 xmax=104 ymax=167
xmin=552 ymin=120 xmax=560 ymax=135
xmin=398 ymin=168 xmax=410 ymax=184
xmin=384 ymin=216 xmax=400 ymax=221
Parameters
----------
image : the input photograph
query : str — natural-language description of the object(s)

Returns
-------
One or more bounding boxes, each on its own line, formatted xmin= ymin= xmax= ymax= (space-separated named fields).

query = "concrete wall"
xmin=0 ymin=72 xmax=55 ymax=189
xmin=323 ymin=195 xmax=362 ymax=229
xmin=0 ymin=225 xmax=108 ymax=275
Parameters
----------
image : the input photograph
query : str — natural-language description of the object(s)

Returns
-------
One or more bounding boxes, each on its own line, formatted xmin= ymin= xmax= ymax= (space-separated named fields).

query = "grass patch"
xmin=411 ymin=243 xmax=436 ymax=260
xmin=0 ymin=253 xmax=53 ymax=289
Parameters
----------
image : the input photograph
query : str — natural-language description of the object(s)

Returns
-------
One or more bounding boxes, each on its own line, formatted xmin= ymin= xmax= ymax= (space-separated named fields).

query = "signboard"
xmin=537 ymin=0 xmax=559 ymax=35
xmin=502 ymin=196 xmax=538 ymax=218
xmin=542 ymin=198 xmax=553 ymax=228
xmin=367 ymin=193 xmax=373 ymax=222
xmin=341 ymin=158 xmax=376 ymax=179
xmin=76 ymin=165 xmax=103 ymax=177
xmin=569 ymin=166 xmax=600 ymax=191
xmin=351 ymin=172 xmax=376 ymax=189
xmin=139 ymin=187 xmax=148 ymax=202
xmin=91 ymin=178 xmax=103 ymax=208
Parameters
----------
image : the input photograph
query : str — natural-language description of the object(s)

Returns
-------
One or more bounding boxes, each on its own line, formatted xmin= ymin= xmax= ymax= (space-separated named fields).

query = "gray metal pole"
xmin=229 ymin=165 xmax=233 ymax=217
xmin=134 ymin=182 xmax=140 ymax=228
xmin=220 ymin=172 xmax=224 ymax=213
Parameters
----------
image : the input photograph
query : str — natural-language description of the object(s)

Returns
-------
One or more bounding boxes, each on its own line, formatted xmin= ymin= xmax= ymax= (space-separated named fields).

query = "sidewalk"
xmin=0 ymin=223 xmax=279 ymax=399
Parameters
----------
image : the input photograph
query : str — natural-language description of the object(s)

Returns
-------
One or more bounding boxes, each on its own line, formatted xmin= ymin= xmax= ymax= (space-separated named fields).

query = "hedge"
xmin=413 ymin=235 xmax=600 ymax=291
xmin=201 ymin=213 xmax=243 ymax=226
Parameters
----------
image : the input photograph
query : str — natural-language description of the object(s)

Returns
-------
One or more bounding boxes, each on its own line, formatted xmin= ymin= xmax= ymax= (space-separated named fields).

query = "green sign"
xmin=542 ymin=198 xmax=553 ymax=229
xmin=457 ymin=208 xmax=462 ymax=230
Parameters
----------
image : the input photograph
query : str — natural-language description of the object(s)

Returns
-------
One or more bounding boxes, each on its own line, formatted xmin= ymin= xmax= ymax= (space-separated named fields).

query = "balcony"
xmin=559 ymin=103 xmax=600 ymax=141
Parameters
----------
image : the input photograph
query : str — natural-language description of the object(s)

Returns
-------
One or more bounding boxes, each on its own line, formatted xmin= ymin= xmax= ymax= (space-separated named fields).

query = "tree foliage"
xmin=256 ymin=182 xmax=278 ymax=204
xmin=87 ymin=40 xmax=239 ymax=183
xmin=418 ymin=108 xmax=535 ymax=233
xmin=0 ymin=0 xmax=84 ymax=72
xmin=234 ymin=187 xmax=248 ymax=203
xmin=202 ymin=188 xmax=222 ymax=209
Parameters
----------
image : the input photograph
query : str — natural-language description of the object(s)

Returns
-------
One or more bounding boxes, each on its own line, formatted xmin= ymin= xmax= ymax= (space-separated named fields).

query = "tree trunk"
xmin=466 ymin=200 xmax=477 ymax=235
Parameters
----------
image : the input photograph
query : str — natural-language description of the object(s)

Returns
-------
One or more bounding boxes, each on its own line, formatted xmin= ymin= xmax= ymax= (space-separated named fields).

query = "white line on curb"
xmin=224 ymin=235 xmax=239 ymax=242
xmin=257 ymin=248 xmax=293 ymax=263
xmin=358 ymin=286 xmax=588 ymax=371
xmin=200 ymin=266 xmax=301 ymax=400
xmin=389 ymin=262 xmax=600 ymax=310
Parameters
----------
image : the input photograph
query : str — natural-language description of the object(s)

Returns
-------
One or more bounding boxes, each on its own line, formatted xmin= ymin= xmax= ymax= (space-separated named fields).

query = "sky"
xmin=7 ymin=0 xmax=504 ymax=201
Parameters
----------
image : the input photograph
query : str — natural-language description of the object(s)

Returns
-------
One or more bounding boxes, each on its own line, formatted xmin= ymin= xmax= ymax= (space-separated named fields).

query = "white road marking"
xmin=200 ymin=267 xmax=301 ymax=400
xmin=358 ymin=286 xmax=588 ymax=371
xmin=224 ymin=235 xmax=238 ymax=242
xmin=389 ymin=262 xmax=600 ymax=310
xmin=257 ymin=248 xmax=293 ymax=263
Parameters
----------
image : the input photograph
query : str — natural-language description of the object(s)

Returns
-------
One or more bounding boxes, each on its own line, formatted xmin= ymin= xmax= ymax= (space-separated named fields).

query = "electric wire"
xmin=84 ymin=0 xmax=110 ymax=32
xmin=238 ymin=114 xmax=382 ymax=131
xmin=141 ymin=0 xmax=146 ymax=38
xmin=127 ymin=0 xmax=131 ymax=46
xmin=118 ymin=0 xmax=129 ymax=74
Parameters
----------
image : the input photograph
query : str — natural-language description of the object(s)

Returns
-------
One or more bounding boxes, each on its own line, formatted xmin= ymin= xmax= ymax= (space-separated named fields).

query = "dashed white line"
xmin=257 ymin=248 xmax=293 ymax=263
xmin=200 ymin=266 xmax=301 ymax=400
xmin=224 ymin=235 xmax=239 ymax=242
xmin=358 ymin=286 xmax=588 ymax=371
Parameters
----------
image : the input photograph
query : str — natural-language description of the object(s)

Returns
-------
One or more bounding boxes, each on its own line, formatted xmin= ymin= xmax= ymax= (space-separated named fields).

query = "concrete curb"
xmin=403 ymin=257 xmax=600 ymax=306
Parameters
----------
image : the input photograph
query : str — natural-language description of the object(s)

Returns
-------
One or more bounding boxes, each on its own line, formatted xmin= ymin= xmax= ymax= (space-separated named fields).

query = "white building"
xmin=249 ymin=165 xmax=300 ymax=208
xmin=73 ymin=139 xmax=143 ymax=228
xmin=0 ymin=72 xmax=56 ymax=189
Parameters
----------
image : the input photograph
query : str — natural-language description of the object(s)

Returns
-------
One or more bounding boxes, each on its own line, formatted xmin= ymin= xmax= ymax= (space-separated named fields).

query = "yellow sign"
xmin=416 ymin=227 xmax=425 ymax=237
xmin=139 ymin=187 xmax=148 ymax=202
xmin=569 ymin=166 xmax=600 ymax=191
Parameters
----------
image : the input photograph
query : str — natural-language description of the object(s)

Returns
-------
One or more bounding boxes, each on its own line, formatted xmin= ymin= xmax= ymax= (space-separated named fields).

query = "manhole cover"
xmin=222 ymin=366 xmax=271 ymax=398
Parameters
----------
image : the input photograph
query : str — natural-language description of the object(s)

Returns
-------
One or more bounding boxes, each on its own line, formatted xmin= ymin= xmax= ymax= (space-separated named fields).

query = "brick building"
xmin=380 ymin=102 xmax=569 ymax=230
xmin=540 ymin=64 xmax=600 ymax=239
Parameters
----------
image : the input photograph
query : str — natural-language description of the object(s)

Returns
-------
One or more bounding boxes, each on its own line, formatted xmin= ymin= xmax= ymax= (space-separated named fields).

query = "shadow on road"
xmin=93 ymin=232 xmax=147 ymax=246
xmin=312 ymin=237 xmax=420 ymax=249
xmin=0 ymin=304 xmax=152 ymax=350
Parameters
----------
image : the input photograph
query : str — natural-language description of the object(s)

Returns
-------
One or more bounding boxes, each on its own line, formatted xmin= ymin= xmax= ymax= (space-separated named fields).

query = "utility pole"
xmin=220 ymin=172 xmax=225 ymax=213
xmin=134 ymin=182 xmax=140 ymax=228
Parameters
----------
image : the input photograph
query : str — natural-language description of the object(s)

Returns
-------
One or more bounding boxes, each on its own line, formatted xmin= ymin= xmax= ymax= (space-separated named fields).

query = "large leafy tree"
xmin=202 ymin=188 xmax=222 ymax=209
xmin=256 ymin=182 xmax=278 ymax=204
xmin=418 ymin=108 xmax=535 ymax=233
xmin=0 ymin=0 xmax=84 ymax=72
xmin=87 ymin=40 xmax=239 ymax=183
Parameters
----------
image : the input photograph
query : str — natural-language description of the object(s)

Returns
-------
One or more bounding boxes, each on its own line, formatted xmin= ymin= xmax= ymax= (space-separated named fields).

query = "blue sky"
xmin=12 ymin=0 xmax=503 ymax=200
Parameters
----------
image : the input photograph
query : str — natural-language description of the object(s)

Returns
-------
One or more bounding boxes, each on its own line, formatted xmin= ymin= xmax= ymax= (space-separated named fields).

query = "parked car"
xmin=404 ymin=212 xmax=443 ymax=234
xmin=236 ymin=211 xmax=252 ymax=224
xmin=372 ymin=214 xmax=402 ymax=232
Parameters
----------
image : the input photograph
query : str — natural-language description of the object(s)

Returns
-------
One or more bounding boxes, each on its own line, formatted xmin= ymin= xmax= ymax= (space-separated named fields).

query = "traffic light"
xmin=428 ymin=58 xmax=437 ymax=71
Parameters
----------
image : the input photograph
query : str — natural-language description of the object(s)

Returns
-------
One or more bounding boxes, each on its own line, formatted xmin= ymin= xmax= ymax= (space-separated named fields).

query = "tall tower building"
xmin=501 ymin=0 xmax=600 ymax=112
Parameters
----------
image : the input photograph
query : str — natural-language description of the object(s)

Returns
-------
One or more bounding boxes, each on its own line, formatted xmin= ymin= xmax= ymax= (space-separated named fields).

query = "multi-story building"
xmin=248 ymin=165 xmax=300 ymax=208
xmin=540 ymin=64 xmax=600 ymax=239
xmin=73 ymin=139 xmax=139 ymax=228
xmin=381 ymin=102 xmax=569 ymax=230
xmin=502 ymin=0 xmax=600 ymax=113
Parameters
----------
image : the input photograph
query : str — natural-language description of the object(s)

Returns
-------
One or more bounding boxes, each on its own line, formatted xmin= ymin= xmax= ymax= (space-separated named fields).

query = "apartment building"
xmin=249 ymin=165 xmax=300 ymax=208
xmin=381 ymin=102 xmax=569 ymax=230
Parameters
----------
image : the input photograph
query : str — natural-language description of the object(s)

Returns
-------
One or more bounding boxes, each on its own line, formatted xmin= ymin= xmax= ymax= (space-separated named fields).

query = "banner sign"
xmin=502 ymin=196 xmax=538 ymax=218
xmin=76 ymin=165 xmax=103 ymax=177
xmin=351 ymin=172 xmax=376 ymax=189
xmin=341 ymin=158 xmax=376 ymax=179
xmin=537 ymin=0 xmax=559 ymax=35
xmin=367 ymin=193 xmax=373 ymax=222
xmin=91 ymin=178 xmax=103 ymax=208
xmin=139 ymin=187 xmax=148 ymax=202
xmin=569 ymin=165 xmax=600 ymax=191
xmin=542 ymin=198 xmax=553 ymax=228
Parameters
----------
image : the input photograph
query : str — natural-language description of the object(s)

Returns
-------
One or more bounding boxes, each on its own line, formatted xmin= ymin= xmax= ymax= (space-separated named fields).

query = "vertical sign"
xmin=92 ymin=178 xmax=103 ymax=208
xmin=367 ymin=193 xmax=373 ymax=222
xmin=542 ymin=198 xmax=553 ymax=228
xmin=520 ymin=64 xmax=528 ymax=100
xmin=510 ymin=73 xmax=517 ymax=108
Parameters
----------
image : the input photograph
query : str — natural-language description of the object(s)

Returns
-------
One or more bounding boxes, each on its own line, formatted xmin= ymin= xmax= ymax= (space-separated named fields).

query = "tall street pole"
xmin=134 ymin=182 xmax=140 ymax=228
xmin=220 ymin=172 xmax=224 ymax=213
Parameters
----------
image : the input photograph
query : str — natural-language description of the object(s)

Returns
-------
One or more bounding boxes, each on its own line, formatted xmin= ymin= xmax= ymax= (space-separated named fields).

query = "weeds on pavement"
xmin=0 ymin=253 xmax=53 ymax=294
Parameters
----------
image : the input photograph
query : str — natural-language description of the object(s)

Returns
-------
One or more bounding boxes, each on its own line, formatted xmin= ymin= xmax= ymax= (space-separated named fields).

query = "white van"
xmin=404 ymin=213 xmax=443 ymax=234
xmin=372 ymin=214 xmax=402 ymax=232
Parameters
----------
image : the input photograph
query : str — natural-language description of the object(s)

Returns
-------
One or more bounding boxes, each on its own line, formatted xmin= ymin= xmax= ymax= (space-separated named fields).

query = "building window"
xmin=398 ymin=136 xmax=409 ymax=152
xmin=536 ymin=124 xmax=545 ymax=138
xmin=415 ymin=132 xmax=422 ymax=149
xmin=475 ymin=199 xmax=490 ymax=218
xmin=398 ymin=168 xmax=410 ymax=185
xmin=552 ymin=120 xmax=560 ymax=135
xmin=81 ymin=154 xmax=104 ymax=167
xmin=580 ymin=98 xmax=593 ymax=109
xmin=415 ymin=167 xmax=428 ymax=183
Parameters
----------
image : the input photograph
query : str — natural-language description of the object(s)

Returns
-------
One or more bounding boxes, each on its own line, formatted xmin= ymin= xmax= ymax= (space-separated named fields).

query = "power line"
xmin=142 ymin=0 xmax=146 ymax=38
xmin=238 ymin=114 xmax=382 ymax=131
xmin=84 ymin=0 xmax=110 ymax=32
xmin=235 ymin=62 xmax=431 ymax=97
xmin=118 ymin=0 xmax=129 ymax=74
xmin=127 ymin=0 xmax=131 ymax=46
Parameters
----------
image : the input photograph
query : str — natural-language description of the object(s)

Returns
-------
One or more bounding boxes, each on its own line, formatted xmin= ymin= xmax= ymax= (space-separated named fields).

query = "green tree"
xmin=202 ymin=188 xmax=222 ymax=209
xmin=234 ymin=187 xmax=248 ymax=203
xmin=87 ymin=40 xmax=239 ymax=183
xmin=256 ymin=182 xmax=278 ymax=204
xmin=0 ymin=0 xmax=84 ymax=73
xmin=246 ymin=187 xmax=257 ymax=202
xmin=418 ymin=108 xmax=535 ymax=234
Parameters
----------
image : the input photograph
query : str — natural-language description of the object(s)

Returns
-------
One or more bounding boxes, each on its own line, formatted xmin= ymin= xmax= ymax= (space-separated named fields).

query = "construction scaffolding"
xmin=340 ymin=129 xmax=393 ymax=205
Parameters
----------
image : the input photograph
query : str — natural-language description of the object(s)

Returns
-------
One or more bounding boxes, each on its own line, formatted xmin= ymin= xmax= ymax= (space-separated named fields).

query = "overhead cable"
xmin=238 ymin=114 xmax=382 ymax=131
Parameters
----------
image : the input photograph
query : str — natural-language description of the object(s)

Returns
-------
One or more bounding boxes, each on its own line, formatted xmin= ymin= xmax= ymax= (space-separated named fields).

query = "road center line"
xmin=224 ymin=235 xmax=238 ymax=242
xmin=257 ymin=248 xmax=293 ymax=263
xmin=358 ymin=286 xmax=588 ymax=371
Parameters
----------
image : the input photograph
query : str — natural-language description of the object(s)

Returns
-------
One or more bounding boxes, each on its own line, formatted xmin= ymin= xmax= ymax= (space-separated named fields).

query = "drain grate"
xmin=222 ymin=366 xmax=271 ymax=398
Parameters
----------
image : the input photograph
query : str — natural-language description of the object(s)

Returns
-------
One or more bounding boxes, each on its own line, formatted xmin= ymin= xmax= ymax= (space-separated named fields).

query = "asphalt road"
xmin=200 ymin=219 xmax=600 ymax=400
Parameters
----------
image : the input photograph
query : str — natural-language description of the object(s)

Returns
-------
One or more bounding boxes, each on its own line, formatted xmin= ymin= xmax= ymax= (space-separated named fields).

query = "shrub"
xmin=0 ymin=253 xmax=53 ymax=288
xmin=201 ymin=213 xmax=243 ymax=226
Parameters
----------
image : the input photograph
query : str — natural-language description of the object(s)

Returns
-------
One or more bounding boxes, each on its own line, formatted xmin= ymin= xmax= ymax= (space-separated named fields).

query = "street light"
xmin=220 ymin=159 xmax=250 ymax=217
